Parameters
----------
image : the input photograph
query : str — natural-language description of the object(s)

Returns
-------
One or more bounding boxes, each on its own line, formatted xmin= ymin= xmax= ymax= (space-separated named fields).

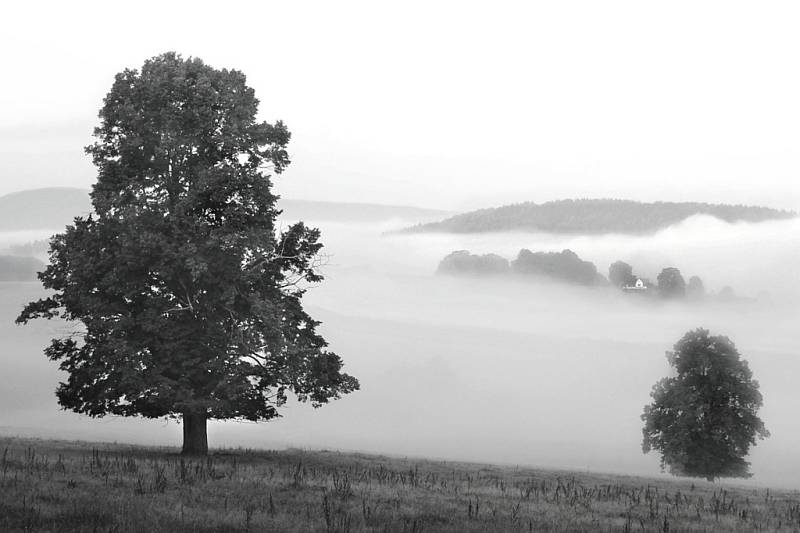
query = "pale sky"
xmin=1 ymin=0 xmax=798 ymax=211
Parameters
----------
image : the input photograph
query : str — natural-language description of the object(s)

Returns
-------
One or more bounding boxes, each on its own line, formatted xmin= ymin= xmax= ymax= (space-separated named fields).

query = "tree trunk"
xmin=181 ymin=411 xmax=208 ymax=455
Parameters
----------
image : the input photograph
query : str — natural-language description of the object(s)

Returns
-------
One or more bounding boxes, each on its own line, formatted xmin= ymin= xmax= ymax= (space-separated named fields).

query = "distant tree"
xmin=756 ymin=290 xmax=772 ymax=303
xmin=718 ymin=286 xmax=737 ymax=301
xmin=437 ymin=250 xmax=510 ymax=276
xmin=16 ymin=53 xmax=359 ymax=455
xmin=642 ymin=328 xmax=769 ymax=481
xmin=609 ymin=260 xmax=637 ymax=287
xmin=686 ymin=276 xmax=705 ymax=300
xmin=657 ymin=267 xmax=686 ymax=298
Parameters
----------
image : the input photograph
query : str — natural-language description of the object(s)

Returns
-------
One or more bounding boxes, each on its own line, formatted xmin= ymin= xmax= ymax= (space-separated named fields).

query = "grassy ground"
xmin=1 ymin=436 xmax=799 ymax=532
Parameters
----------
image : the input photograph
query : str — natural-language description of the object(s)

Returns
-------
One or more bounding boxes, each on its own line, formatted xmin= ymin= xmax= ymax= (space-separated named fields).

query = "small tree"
xmin=16 ymin=53 xmax=359 ymax=455
xmin=718 ymin=286 xmax=737 ymax=301
xmin=608 ymin=260 xmax=636 ymax=287
xmin=686 ymin=275 xmax=705 ymax=300
xmin=642 ymin=328 xmax=769 ymax=480
xmin=657 ymin=267 xmax=686 ymax=298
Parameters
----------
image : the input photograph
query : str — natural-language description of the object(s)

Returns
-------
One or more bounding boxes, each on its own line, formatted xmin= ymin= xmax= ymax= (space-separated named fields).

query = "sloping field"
xmin=2 ymin=436 xmax=800 ymax=532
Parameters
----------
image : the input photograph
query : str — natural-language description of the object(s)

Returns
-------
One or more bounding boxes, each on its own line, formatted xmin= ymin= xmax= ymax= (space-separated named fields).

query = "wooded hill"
xmin=401 ymin=199 xmax=796 ymax=234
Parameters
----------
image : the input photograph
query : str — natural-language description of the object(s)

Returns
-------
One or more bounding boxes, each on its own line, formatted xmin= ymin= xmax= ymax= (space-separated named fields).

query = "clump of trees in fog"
xmin=437 ymin=250 xmax=510 ymax=275
xmin=512 ymin=249 xmax=603 ymax=285
xmin=606 ymin=261 xmax=746 ymax=302
xmin=402 ymin=198 xmax=796 ymax=235
xmin=436 ymin=248 xmax=605 ymax=286
xmin=642 ymin=329 xmax=769 ymax=481
xmin=438 ymin=249 xmax=754 ymax=304
xmin=16 ymin=53 xmax=358 ymax=455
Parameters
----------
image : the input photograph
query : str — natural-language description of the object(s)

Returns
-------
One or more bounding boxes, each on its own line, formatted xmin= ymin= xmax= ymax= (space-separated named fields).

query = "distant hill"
xmin=278 ymin=199 xmax=448 ymax=223
xmin=0 ymin=255 xmax=45 ymax=281
xmin=0 ymin=188 xmax=447 ymax=231
xmin=400 ymin=199 xmax=796 ymax=235
xmin=0 ymin=188 xmax=92 ymax=231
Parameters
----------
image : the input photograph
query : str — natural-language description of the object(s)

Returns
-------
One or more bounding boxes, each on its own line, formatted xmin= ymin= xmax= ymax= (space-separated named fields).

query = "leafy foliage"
xmin=16 ymin=54 xmax=358 ymax=432
xmin=642 ymin=329 xmax=769 ymax=481
xmin=401 ymin=199 xmax=795 ymax=235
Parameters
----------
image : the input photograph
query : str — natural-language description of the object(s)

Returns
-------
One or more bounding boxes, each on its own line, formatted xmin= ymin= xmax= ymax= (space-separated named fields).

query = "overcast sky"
xmin=1 ymin=0 xmax=798 ymax=211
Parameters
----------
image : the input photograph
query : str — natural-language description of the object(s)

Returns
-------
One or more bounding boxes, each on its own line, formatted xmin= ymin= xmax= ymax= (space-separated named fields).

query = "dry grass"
xmin=1 ymin=436 xmax=799 ymax=532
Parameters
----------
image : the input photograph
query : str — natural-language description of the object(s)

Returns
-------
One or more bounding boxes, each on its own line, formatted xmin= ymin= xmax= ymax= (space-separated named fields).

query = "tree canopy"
xmin=16 ymin=53 xmax=359 ymax=454
xmin=686 ymin=275 xmax=705 ymax=300
xmin=608 ymin=260 xmax=637 ymax=287
xmin=641 ymin=329 xmax=768 ymax=480
xmin=657 ymin=267 xmax=686 ymax=298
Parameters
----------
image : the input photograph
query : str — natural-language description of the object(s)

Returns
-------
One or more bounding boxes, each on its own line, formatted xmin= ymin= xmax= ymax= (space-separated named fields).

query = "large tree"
xmin=641 ymin=328 xmax=768 ymax=480
xmin=17 ymin=53 xmax=359 ymax=454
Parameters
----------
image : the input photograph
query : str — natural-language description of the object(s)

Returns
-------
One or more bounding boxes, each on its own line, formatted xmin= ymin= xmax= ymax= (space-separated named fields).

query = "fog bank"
xmin=1 ymin=213 xmax=798 ymax=488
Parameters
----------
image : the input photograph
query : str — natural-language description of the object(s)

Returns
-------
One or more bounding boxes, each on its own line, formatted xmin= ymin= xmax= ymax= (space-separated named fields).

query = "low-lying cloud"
xmin=1 ymin=213 xmax=797 ymax=489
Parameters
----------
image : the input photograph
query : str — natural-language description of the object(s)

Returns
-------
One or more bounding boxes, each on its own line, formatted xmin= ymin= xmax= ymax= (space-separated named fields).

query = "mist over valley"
xmin=4 ymin=11 xmax=800 ymax=529
xmin=2 ymin=197 xmax=797 ymax=488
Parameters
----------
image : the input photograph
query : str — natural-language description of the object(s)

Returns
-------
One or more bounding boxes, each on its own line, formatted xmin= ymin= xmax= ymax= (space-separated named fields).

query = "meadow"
xmin=3 ymin=436 xmax=800 ymax=532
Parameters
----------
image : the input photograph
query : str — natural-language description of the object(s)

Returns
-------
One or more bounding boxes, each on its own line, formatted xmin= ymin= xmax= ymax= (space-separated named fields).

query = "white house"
xmin=623 ymin=278 xmax=648 ymax=292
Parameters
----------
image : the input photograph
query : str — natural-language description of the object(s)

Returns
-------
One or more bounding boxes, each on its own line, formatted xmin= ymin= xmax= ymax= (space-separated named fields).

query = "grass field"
xmin=1 ymin=437 xmax=799 ymax=532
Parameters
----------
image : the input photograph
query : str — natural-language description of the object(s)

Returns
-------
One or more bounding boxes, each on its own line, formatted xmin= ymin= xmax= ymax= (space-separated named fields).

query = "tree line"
xmin=437 ymin=249 xmax=738 ymax=300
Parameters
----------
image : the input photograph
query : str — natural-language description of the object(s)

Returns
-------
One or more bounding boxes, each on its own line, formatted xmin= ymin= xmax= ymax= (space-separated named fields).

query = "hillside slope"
xmin=400 ymin=199 xmax=796 ymax=235
xmin=1 ymin=436 xmax=797 ymax=532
